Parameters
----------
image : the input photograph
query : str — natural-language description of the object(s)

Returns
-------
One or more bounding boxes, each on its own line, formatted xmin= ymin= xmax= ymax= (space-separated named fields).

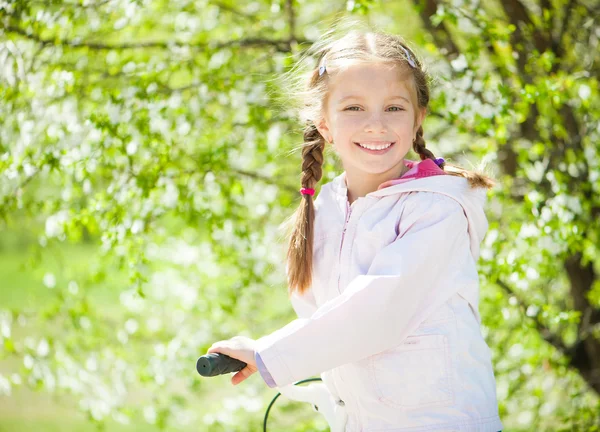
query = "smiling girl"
xmin=207 ymin=24 xmax=503 ymax=432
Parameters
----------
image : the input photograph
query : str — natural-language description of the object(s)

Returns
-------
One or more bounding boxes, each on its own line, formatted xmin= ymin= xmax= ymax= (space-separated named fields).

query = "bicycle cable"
xmin=262 ymin=377 xmax=323 ymax=432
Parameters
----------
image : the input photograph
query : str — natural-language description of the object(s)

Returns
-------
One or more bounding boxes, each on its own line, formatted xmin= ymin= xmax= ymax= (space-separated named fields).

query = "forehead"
xmin=327 ymin=63 xmax=413 ymax=101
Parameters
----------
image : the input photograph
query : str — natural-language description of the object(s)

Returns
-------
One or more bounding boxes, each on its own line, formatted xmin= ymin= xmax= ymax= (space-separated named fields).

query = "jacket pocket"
xmin=369 ymin=334 xmax=454 ymax=410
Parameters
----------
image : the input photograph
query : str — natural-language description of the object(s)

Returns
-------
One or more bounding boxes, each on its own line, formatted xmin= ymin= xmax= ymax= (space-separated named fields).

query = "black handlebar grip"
xmin=196 ymin=353 xmax=247 ymax=377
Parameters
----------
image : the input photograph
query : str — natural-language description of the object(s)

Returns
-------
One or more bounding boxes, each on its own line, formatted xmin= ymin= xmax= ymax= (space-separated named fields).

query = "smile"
xmin=354 ymin=141 xmax=395 ymax=154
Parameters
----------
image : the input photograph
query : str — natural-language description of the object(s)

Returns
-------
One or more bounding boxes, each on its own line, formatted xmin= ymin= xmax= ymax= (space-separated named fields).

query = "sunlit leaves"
xmin=1 ymin=0 xmax=599 ymax=431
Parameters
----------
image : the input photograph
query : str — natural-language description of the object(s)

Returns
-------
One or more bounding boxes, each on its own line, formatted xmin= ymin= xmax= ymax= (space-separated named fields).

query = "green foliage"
xmin=1 ymin=0 xmax=599 ymax=431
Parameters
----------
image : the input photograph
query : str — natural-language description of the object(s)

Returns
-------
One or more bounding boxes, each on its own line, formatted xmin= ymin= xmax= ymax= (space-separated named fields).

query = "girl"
xmin=207 ymin=26 xmax=503 ymax=432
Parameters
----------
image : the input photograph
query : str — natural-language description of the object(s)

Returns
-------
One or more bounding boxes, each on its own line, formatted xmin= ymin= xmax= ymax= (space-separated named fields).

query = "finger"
xmin=231 ymin=366 xmax=255 ymax=386
xmin=207 ymin=343 xmax=230 ymax=355
xmin=207 ymin=345 xmax=246 ymax=364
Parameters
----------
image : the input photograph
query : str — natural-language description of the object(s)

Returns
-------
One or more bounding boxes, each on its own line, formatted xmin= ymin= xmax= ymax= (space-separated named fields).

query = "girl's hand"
xmin=207 ymin=336 xmax=258 ymax=386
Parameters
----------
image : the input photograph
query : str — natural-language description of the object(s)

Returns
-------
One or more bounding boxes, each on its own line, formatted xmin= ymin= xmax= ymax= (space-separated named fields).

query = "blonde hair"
xmin=280 ymin=20 xmax=495 ymax=296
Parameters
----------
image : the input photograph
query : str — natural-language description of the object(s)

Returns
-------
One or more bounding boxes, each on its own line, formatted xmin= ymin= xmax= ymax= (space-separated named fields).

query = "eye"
xmin=343 ymin=106 xmax=405 ymax=112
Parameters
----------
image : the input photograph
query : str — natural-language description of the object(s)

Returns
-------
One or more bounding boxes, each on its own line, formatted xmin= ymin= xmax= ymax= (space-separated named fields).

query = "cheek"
xmin=396 ymin=117 xmax=417 ymax=136
xmin=337 ymin=115 xmax=364 ymax=128
xmin=334 ymin=115 xmax=361 ymax=132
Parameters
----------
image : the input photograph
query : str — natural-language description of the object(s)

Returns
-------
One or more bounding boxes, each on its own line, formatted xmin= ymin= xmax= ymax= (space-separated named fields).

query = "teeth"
xmin=358 ymin=142 xmax=392 ymax=150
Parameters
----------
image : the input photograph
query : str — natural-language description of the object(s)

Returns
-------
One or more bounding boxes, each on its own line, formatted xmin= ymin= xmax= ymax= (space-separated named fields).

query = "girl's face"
xmin=317 ymin=63 xmax=425 ymax=179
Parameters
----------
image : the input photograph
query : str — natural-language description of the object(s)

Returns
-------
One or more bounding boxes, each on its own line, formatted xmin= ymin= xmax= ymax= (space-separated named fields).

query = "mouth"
xmin=354 ymin=141 xmax=396 ymax=154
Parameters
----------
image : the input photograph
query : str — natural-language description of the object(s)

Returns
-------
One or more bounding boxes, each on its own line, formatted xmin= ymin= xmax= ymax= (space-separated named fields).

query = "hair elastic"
xmin=434 ymin=157 xmax=445 ymax=167
xmin=300 ymin=188 xmax=315 ymax=196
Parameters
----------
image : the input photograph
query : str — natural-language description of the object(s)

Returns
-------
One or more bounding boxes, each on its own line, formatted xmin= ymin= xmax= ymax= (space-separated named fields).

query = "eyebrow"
xmin=337 ymin=95 xmax=411 ymax=104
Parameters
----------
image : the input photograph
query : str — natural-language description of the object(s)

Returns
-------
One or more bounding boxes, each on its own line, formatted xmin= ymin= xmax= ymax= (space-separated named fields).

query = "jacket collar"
xmin=332 ymin=159 xmax=446 ymax=200
xmin=326 ymin=160 xmax=489 ymax=260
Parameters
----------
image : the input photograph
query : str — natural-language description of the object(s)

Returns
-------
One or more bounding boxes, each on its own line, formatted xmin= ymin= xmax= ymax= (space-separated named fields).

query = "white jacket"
xmin=256 ymin=166 xmax=503 ymax=432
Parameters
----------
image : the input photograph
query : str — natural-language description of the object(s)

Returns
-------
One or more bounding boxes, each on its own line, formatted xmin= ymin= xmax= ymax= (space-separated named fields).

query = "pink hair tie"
xmin=300 ymin=188 xmax=315 ymax=196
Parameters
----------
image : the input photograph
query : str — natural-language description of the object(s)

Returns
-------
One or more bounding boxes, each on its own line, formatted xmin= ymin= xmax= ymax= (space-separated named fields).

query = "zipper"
xmin=334 ymin=198 xmax=361 ymax=431
xmin=337 ymin=199 xmax=353 ymax=294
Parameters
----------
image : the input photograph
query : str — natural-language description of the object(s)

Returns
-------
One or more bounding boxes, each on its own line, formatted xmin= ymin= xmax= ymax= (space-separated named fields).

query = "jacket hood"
xmin=326 ymin=159 xmax=489 ymax=260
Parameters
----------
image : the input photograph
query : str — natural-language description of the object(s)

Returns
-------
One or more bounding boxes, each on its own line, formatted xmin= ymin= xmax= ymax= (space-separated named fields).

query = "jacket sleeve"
xmin=255 ymin=266 xmax=319 ymax=387
xmin=255 ymin=351 xmax=277 ymax=388
xmin=255 ymin=193 xmax=482 ymax=387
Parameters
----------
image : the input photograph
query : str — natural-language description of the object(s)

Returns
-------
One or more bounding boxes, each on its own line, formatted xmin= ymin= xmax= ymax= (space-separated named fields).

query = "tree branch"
xmin=496 ymin=272 xmax=600 ymax=396
xmin=231 ymin=168 xmax=297 ymax=194
xmin=413 ymin=0 xmax=520 ymax=177
xmin=495 ymin=278 xmax=569 ymax=353
xmin=415 ymin=0 xmax=461 ymax=58
xmin=4 ymin=24 xmax=309 ymax=53
xmin=209 ymin=0 xmax=258 ymax=19
xmin=500 ymin=0 xmax=551 ymax=54
xmin=27 ymin=0 xmax=114 ymax=8
xmin=285 ymin=0 xmax=297 ymax=44
xmin=564 ymin=253 xmax=600 ymax=335
xmin=552 ymin=0 xmax=577 ymax=70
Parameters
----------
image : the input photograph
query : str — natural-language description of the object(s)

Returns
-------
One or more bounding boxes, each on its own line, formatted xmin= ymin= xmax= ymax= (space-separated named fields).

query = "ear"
xmin=315 ymin=116 xmax=332 ymax=143
xmin=413 ymin=107 xmax=427 ymax=136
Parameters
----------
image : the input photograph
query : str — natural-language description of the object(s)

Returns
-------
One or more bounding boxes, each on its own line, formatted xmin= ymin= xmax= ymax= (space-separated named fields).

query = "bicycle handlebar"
xmin=196 ymin=353 xmax=247 ymax=377
xmin=195 ymin=352 xmax=347 ymax=431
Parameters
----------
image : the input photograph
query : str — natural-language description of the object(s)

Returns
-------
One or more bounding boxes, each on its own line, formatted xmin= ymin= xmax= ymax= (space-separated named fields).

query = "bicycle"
xmin=196 ymin=353 xmax=348 ymax=432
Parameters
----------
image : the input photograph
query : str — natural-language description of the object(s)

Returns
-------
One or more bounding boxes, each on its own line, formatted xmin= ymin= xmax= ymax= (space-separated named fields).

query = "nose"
xmin=363 ymin=112 xmax=388 ymax=134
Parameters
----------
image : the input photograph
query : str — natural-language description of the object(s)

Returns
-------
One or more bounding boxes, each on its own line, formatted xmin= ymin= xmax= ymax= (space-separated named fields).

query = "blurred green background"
xmin=1 ymin=0 xmax=599 ymax=430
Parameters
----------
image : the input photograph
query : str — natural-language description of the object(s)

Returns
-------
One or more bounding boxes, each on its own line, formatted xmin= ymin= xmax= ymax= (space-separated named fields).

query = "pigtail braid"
xmin=412 ymin=125 xmax=445 ymax=168
xmin=286 ymin=122 xmax=325 ymax=295
xmin=413 ymin=125 xmax=495 ymax=188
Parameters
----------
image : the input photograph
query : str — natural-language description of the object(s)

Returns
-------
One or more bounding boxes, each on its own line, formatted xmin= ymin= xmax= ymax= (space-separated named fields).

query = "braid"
xmin=286 ymin=122 xmax=325 ymax=295
xmin=412 ymin=125 xmax=445 ymax=170
xmin=301 ymin=123 xmax=325 ymax=190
